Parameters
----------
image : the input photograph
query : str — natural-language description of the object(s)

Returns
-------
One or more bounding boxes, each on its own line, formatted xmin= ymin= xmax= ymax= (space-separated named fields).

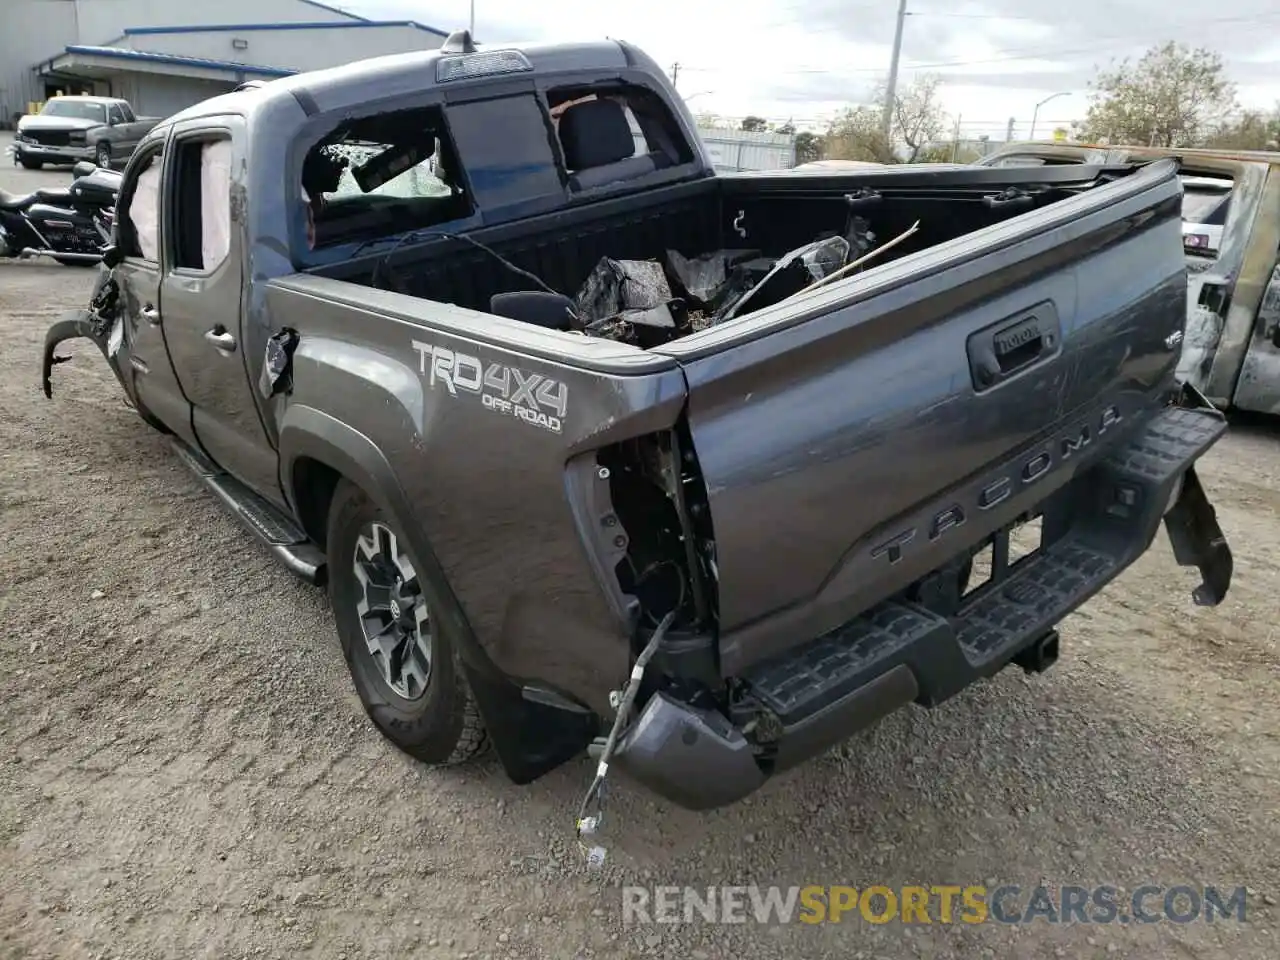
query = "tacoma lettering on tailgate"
xmin=871 ymin=403 xmax=1124 ymax=566
xmin=411 ymin=339 xmax=568 ymax=434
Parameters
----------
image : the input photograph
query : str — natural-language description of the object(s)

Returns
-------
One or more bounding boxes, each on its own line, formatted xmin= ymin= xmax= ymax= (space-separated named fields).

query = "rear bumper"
xmin=609 ymin=389 xmax=1232 ymax=810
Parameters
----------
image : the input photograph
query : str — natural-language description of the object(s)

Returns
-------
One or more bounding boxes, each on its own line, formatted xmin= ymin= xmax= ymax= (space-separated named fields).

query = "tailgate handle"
xmin=968 ymin=305 xmax=1061 ymax=391
xmin=992 ymin=316 xmax=1047 ymax=370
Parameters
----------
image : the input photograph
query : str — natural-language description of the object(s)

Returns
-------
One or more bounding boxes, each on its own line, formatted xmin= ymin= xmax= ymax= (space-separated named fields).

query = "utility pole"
xmin=880 ymin=0 xmax=909 ymax=140
xmin=469 ymin=0 xmax=475 ymax=35
xmin=1029 ymin=91 xmax=1069 ymax=141
xmin=670 ymin=62 xmax=680 ymax=90
xmin=950 ymin=113 xmax=962 ymax=162
xmin=1005 ymin=116 xmax=1015 ymax=143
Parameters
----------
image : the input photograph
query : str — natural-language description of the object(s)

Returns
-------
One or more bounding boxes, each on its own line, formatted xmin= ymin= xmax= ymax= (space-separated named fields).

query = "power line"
xmin=907 ymin=12 xmax=1051 ymax=19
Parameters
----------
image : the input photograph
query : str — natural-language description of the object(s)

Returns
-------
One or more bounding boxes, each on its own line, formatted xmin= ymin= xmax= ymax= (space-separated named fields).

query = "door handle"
xmin=204 ymin=328 xmax=237 ymax=353
xmin=140 ymin=305 xmax=160 ymax=325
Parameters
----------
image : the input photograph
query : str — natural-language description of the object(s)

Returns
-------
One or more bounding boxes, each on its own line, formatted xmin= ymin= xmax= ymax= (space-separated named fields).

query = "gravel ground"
xmin=2 ymin=170 xmax=1280 ymax=958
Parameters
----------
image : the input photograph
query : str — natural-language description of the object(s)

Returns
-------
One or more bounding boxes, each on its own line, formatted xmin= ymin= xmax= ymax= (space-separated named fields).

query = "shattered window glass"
xmin=325 ymin=142 xmax=454 ymax=200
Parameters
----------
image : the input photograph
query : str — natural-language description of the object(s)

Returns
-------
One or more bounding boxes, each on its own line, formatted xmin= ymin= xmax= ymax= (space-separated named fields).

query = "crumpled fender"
xmin=41 ymin=308 xmax=109 ymax=399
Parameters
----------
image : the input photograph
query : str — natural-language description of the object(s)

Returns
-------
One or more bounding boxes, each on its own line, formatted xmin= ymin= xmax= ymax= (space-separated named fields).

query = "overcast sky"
xmin=334 ymin=0 xmax=1280 ymax=139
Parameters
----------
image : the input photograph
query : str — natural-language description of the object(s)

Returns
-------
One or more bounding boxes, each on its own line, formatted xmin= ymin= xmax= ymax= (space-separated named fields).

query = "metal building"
xmin=694 ymin=126 xmax=797 ymax=173
xmin=1 ymin=0 xmax=450 ymax=127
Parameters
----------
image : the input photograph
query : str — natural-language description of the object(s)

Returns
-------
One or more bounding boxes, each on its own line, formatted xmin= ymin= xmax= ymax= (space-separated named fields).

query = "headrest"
xmin=558 ymin=99 xmax=636 ymax=171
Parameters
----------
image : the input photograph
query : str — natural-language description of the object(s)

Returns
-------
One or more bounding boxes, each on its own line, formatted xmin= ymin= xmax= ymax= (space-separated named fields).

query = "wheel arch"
xmin=277 ymin=403 xmax=599 ymax=783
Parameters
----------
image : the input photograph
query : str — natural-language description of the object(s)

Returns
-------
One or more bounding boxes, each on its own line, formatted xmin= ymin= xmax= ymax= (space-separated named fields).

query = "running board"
xmin=171 ymin=439 xmax=327 ymax=585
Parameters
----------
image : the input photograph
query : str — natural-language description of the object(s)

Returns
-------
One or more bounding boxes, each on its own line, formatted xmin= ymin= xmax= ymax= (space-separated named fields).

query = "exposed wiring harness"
xmin=575 ymin=609 xmax=677 ymax=868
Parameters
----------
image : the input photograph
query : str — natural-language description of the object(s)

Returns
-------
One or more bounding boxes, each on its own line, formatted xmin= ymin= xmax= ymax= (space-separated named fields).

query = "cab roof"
xmin=162 ymin=37 xmax=646 ymax=130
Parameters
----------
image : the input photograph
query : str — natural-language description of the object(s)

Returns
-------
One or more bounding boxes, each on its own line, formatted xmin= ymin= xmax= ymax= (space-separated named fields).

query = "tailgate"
xmin=654 ymin=158 xmax=1189 ymax=674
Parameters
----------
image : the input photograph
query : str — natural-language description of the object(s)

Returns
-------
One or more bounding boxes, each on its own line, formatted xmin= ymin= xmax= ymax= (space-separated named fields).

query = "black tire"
xmin=326 ymin=479 xmax=489 ymax=765
xmin=19 ymin=157 xmax=42 ymax=170
xmin=94 ymin=143 xmax=111 ymax=169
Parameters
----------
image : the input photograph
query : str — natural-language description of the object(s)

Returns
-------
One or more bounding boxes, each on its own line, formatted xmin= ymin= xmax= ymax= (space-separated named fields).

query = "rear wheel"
xmin=325 ymin=480 xmax=489 ymax=765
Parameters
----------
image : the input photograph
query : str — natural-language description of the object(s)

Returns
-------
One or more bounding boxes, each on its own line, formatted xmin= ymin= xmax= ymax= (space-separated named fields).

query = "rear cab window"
xmin=292 ymin=70 xmax=696 ymax=262
xmin=545 ymin=82 xmax=693 ymax=192
xmin=299 ymin=103 xmax=477 ymax=252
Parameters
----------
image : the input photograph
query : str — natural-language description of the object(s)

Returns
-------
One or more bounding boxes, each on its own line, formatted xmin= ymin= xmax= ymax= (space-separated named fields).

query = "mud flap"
xmin=1161 ymin=381 xmax=1232 ymax=607
xmin=1163 ymin=466 xmax=1232 ymax=606
xmin=41 ymin=309 xmax=108 ymax=398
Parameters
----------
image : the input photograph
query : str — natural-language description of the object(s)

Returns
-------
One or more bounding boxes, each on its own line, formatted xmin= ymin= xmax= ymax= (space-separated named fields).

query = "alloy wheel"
xmin=352 ymin=521 xmax=433 ymax=700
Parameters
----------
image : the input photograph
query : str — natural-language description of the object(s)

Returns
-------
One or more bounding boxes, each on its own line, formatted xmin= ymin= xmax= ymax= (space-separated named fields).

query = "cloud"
xmin=333 ymin=0 xmax=1280 ymax=138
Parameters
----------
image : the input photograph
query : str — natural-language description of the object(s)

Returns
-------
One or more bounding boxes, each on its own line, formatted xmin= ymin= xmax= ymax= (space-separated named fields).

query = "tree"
xmin=775 ymin=121 xmax=796 ymax=135
xmin=823 ymin=104 xmax=896 ymax=163
xmin=740 ymin=115 xmax=768 ymax=132
xmin=1205 ymin=105 xmax=1280 ymax=150
xmin=888 ymin=74 xmax=948 ymax=162
xmin=1076 ymin=42 xmax=1237 ymax=147
xmin=794 ymin=131 xmax=823 ymax=164
xmin=821 ymin=75 xmax=950 ymax=163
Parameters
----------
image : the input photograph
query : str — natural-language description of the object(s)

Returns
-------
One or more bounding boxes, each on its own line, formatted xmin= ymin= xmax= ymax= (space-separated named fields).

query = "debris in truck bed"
xmin=573 ymin=232 xmax=861 ymax=344
xmin=574 ymin=257 xmax=673 ymax=325
xmin=844 ymin=215 xmax=877 ymax=262
xmin=796 ymin=219 xmax=921 ymax=297
xmin=716 ymin=235 xmax=851 ymax=322
xmin=664 ymin=248 xmax=761 ymax=310
xmin=583 ymin=301 xmax=692 ymax=348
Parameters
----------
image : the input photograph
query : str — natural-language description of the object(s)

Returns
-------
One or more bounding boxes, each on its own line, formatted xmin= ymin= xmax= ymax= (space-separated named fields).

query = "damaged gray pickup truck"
xmin=43 ymin=32 xmax=1234 ymax=817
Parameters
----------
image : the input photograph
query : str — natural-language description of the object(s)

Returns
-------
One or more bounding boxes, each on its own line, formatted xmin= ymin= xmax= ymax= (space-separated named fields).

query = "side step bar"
xmin=171 ymin=439 xmax=327 ymax=585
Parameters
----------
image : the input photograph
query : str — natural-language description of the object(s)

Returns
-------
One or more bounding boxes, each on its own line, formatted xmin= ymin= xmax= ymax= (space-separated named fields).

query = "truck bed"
xmin=311 ymin=161 xmax=1152 ymax=347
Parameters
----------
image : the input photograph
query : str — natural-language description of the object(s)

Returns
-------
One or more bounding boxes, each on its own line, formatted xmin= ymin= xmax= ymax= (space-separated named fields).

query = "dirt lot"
xmin=2 ymin=219 xmax=1280 ymax=956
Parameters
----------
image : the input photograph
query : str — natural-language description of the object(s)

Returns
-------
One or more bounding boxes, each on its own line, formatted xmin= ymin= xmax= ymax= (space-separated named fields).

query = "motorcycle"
xmin=0 ymin=160 xmax=120 ymax=266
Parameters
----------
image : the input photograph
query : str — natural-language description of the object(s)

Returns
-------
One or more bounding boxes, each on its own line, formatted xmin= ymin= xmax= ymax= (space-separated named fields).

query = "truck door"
xmin=1231 ymin=247 xmax=1280 ymax=414
xmin=156 ymin=118 xmax=282 ymax=499
xmin=110 ymin=135 xmax=199 ymax=451
xmin=1182 ymin=159 xmax=1277 ymax=404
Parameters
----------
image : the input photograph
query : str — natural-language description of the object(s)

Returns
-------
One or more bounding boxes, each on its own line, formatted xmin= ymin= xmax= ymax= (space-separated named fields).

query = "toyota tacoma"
xmin=41 ymin=33 xmax=1234 ymax=817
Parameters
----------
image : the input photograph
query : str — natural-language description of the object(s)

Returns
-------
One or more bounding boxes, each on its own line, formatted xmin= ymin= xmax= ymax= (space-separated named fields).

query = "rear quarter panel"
xmin=265 ymin=277 xmax=688 ymax=714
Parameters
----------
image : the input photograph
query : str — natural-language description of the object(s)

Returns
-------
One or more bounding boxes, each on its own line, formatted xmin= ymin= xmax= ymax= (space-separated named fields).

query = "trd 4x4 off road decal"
xmin=411 ymin=339 xmax=568 ymax=434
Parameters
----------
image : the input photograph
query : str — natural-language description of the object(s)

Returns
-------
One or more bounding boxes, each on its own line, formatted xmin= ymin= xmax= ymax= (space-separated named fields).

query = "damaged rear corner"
xmin=566 ymin=414 xmax=778 ymax=811
xmin=41 ymin=270 xmax=127 ymax=398
xmin=567 ymin=414 xmax=722 ymax=685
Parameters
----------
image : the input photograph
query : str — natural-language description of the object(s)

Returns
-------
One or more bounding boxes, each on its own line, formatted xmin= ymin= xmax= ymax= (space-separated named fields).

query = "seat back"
xmin=558 ymin=99 xmax=657 ymax=191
